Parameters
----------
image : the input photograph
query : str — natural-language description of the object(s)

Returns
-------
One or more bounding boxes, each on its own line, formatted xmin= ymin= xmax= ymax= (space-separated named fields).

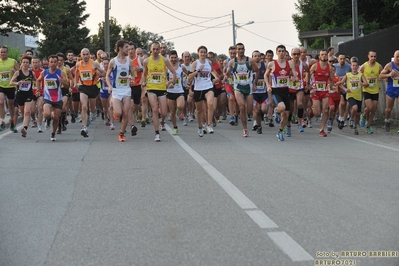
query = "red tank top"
xmin=313 ymin=62 xmax=330 ymax=91
xmin=213 ymin=61 xmax=222 ymax=89
xmin=272 ymin=60 xmax=291 ymax=88
xmin=32 ymin=68 xmax=43 ymax=93
xmin=132 ymin=57 xmax=143 ymax=86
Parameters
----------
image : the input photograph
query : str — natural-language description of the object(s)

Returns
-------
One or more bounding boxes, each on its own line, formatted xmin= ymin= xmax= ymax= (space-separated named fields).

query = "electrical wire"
xmin=240 ymin=27 xmax=297 ymax=48
xmin=147 ymin=0 xmax=230 ymax=29
xmin=159 ymin=17 xmax=229 ymax=34
xmin=167 ymin=21 xmax=231 ymax=40
xmin=153 ymin=0 xmax=229 ymax=19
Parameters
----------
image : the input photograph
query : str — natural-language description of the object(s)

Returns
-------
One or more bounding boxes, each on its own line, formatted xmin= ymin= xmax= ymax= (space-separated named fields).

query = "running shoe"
xmin=319 ymin=129 xmax=327 ymax=137
xmin=11 ymin=125 xmax=17 ymax=133
xmin=349 ymin=119 xmax=354 ymax=129
xmin=359 ymin=114 xmax=366 ymax=127
xmin=105 ymin=119 xmax=111 ymax=126
xmin=268 ymin=121 xmax=274 ymax=127
xmin=229 ymin=116 xmax=235 ymax=126
xmin=273 ymin=108 xmax=281 ymax=124
xmin=198 ymin=128 xmax=204 ymax=137
xmin=212 ymin=117 xmax=217 ymax=127
xmin=276 ymin=131 xmax=284 ymax=141
xmin=366 ymin=127 xmax=373 ymax=134
xmin=243 ymin=129 xmax=248 ymax=137
xmin=222 ymin=114 xmax=227 ymax=120
xmin=141 ymin=119 xmax=146 ymax=127
xmin=21 ymin=127 xmax=27 ymax=137
xmin=113 ymin=114 xmax=120 ymax=121
xmin=301 ymin=119 xmax=307 ymax=128
xmin=154 ymin=134 xmax=161 ymax=142
xmin=81 ymin=127 xmax=89 ymax=138
xmin=327 ymin=118 xmax=332 ymax=133
xmin=354 ymin=128 xmax=359 ymax=135
xmin=385 ymin=120 xmax=390 ymax=132
xmin=71 ymin=115 xmax=76 ymax=123
xmin=247 ymin=114 xmax=252 ymax=122
xmin=207 ymin=125 xmax=214 ymax=134
xmin=131 ymin=125 xmax=138 ymax=136
xmin=308 ymin=119 xmax=312 ymax=128
xmin=50 ymin=133 xmax=56 ymax=141
xmin=31 ymin=120 xmax=37 ymax=128
xmin=252 ymin=123 xmax=258 ymax=131
xmin=263 ymin=115 xmax=269 ymax=125
xmin=188 ymin=114 xmax=194 ymax=122
xmin=0 ymin=122 xmax=5 ymax=131
xmin=179 ymin=113 xmax=185 ymax=121
xmin=145 ymin=117 xmax=150 ymax=124
xmin=110 ymin=123 xmax=115 ymax=130
xmin=172 ymin=128 xmax=178 ymax=135
xmin=298 ymin=125 xmax=304 ymax=133
xmin=118 ymin=133 xmax=126 ymax=142
xmin=183 ymin=117 xmax=188 ymax=126
xmin=37 ymin=126 xmax=43 ymax=133
xmin=338 ymin=120 xmax=344 ymax=130
xmin=285 ymin=126 xmax=291 ymax=137
xmin=256 ymin=126 xmax=262 ymax=134
xmin=160 ymin=122 xmax=166 ymax=131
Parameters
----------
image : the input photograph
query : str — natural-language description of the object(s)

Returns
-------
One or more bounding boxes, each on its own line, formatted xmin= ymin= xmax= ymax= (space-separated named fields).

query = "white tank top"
xmin=193 ymin=59 xmax=213 ymax=91
xmin=167 ymin=65 xmax=184 ymax=94
xmin=112 ymin=57 xmax=131 ymax=90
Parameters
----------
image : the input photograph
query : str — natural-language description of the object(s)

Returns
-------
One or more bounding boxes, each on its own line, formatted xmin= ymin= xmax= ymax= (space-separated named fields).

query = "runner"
xmin=265 ymin=45 xmax=298 ymax=141
xmin=309 ymin=49 xmax=334 ymax=137
xmin=57 ymin=52 xmax=73 ymax=133
xmin=225 ymin=43 xmax=258 ymax=137
xmin=74 ymin=48 xmax=105 ymax=138
xmin=106 ymin=40 xmax=138 ymax=142
xmin=188 ymin=45 xmax=220 ymax=137
xmin=141 ymin=42 xmax=176 ymax=142
xmin=9 ymin=56 xmax=36 ymax=137
xmin=127 ymin=42 xmax=141 ymax=136
xmin=251 ymin=50 xmax=268 ymax=134
xmin=31 ymin=56 xmax=44 ymax=132
xmin=359 ymin=50 xmax=382 ymax=134
xmin=223 ymin=46 xmax=238 ymax=126
xmin=379 ymin=50 xmax=399 ymax=132
xmin=35 ymin=55 xmax=69 ymax=141
xmin=0 ymin=45 xmax=19 ymax=131
xmin=334 ymin=53 xmax=351 ymax=129
xmin=326 ymin=60 xmax=342 ymax=133
xmin=182 ymin=51 xmax=194 ymax=123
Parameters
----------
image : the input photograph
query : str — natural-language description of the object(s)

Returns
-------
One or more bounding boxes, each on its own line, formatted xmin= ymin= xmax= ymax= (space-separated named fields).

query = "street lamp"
xmin=232 ymin=10 xmax=254 ymax=46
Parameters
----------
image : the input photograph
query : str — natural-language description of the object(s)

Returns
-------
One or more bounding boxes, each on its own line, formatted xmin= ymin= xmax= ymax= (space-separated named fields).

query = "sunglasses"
xmin=329 ymin=60 xmax=335 ymax=63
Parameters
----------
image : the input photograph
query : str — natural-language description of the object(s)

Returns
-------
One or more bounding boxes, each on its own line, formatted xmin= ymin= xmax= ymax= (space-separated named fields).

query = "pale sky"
xmin=83 ymin=0 xmax=300 ymax=56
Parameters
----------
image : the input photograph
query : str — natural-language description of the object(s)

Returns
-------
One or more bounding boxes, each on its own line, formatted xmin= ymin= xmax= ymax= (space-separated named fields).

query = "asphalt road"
xmin=1 ymin=115 xmax=398 ymax=266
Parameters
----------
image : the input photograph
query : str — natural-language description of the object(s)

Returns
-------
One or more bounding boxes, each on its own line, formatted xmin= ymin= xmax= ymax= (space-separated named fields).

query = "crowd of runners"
xmin=0 ymin=41 xmax=398 ymax=142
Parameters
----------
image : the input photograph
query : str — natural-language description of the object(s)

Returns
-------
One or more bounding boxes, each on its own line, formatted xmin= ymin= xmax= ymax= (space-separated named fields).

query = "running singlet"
xmin=0 ymin=58 xmax=16 ymax=88
xmin=194 ymin=59 xmax=213 ymax=91
xmin=131 ymin=57 xmax=143 ymax=86
xmin=16 ymin=70 xmax=34 ymax=92
xmin=362 ymin=62 xmax=381 ymax=94
xmin=111 ymin=57 xmax=131 ymax=90
xmin=387 ymin=62 xmax=399 ymax=90
xmin=271 ymin=60 xmax=291 ymax=88
xmin=253 ymin=62 xmax=266 ymax=94
xmin=232 ymin=57 xmax=252 ymax=92
xmin=43 ymin=68 xmax=62 ymax=102
xmin=167 ymin=65 xmax=184 ymax=94
xmin=146 ymin=55 xmax=166 ymax=91
xmin=60 ymin=65 xmax=69 ymax=88
xmin=77 ymin=59 xmax=98 ymax=86
xmin=289 ymin=61 xmax=304 ymax=92
xmin=32 ymin=68 xmax=43 ymax=94
xmin=346 ymin=72 xmax=363 ymax=101
xmin=313 ymin=62 xmax=330 ymax=91
xmin=182 ymin=64 xmax=191 ymax=87
xmin=213 ymin=61 xmax=223 ymax=89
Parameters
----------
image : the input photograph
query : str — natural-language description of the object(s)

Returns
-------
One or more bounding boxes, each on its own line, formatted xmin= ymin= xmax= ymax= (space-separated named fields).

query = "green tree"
xmin=89 ymin=17 xmax=122 ymax=57
xmin=0 ymin=0 xmax=43 ymax=36
xmin=292 ymin=0 xmax=399 ymax=48
xmin=37 ymin=0 xmax=90 ymax=57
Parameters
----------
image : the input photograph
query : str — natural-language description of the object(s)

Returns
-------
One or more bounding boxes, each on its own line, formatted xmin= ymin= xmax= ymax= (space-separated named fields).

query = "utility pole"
xmin=105 ymin=0 xmax=110 ymax=52
xmin=352 ymin=0 xmax=358 ymax=39
xmin=232 ymin=10 xmax=236 ymax=46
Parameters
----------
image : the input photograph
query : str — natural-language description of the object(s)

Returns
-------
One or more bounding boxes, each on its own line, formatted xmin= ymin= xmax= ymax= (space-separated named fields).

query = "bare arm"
xmin=264 ymin=61 xmax=274 ymax=92
xmin=9 ymin=71 xmax=20 ymax=87
xmin=187 ymin=61 xmax=198 ymax=81
xmin=106 ymin=59 xmax=115 ymax=91
xmin=164 ymin=58 xmax=176 ymax=88
xmin=379 ymin=63 xmax=393 ymax=79
xmin=140 ymin=59 xmax=149 ymax=87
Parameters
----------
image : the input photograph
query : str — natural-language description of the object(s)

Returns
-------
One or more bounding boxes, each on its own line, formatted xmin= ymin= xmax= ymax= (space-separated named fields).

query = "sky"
xmin=83 ymin=0 xmax=300 ymax=56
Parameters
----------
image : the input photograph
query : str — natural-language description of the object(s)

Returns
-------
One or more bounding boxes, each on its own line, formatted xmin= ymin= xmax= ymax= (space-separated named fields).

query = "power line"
xmin=147 ymin=0 xmax=229 ymax=29
xmin=167 ymin=21 xmax=231 ymax=40
xmin=159 ymin=17 xmax=229 ymax=34
xmin=240 ymin=27 xmax=297 ymax=48
xmin=153 ymin=0 xmax=229 ymax=19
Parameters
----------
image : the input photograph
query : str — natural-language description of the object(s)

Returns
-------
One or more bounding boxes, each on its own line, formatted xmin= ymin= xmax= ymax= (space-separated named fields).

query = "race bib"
xmin=150 ymin=72 xmax=163 ymax=83
xmin=45 ymin=79 xmax=58 ymax=89
xmin=117 ymin=77 xmax=129 ymax=87
xmin=393 ymin=78 xmax=399 ymax=87
xmin=367 ymin=77 xmax=377 ymax=87
xmin=171 ymin=78 xmax=181 ymax=85
xmin=80 ymin=70 xmax=92 ymax=81
xmin=350 ymin=79 xmax=360 ymax=90
xmin=19 ymin=81 xmax=31 ymax=91
xmin=315 ymin=81 xmax=327 ymax=91
xmin=228 ymin=77 xmax=234 ymax=84
xmin=237 ymin=73 xmax=249 ymax=81
xmin=289 ymin=80 xmax=300 ymax=90
xmin=0 ymin=71 xmax=11 ymax=82
xmin=277 ymin=76 xmax=289 ymax=87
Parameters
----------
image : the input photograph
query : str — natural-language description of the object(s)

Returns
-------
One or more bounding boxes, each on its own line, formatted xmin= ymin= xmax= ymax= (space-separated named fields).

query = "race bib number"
xmin=350 ymin=79 xmax=360 ymax=90
xmin=228 ymin=77 xmax=234 ymax=84
xmin=150 ymin=72 xmax=163 ymax=83
xmin=0 ymin=71 xmax=11 ymax=82
xmin=19 ymin=81 xmax=31 ymax=91
xmin=198 ymin=71 xmax=210 ymax=79
xmin=80 ymin=70 xmax=92 ymax=81
xmin=367 ymin=77 xmax=377 ymax=87
xmin=315 ymin=81 xmax=327 ymax=91
xmin=117 ymin=77 xmax=129 ymax=87
xmin=289 ymin=80 xmax=300 ymax=90
xmin=45 ymin=79 xmax=58 ymax=89
xmin=393 ymin=78 xmax=399 ymax=87
xmin=237 ymin=73 xmax=249 ymax=81
xmin=277 ymin=76 xmax=289 ymax=87
xmin=172 ymin=78 xmax=181 ymax=85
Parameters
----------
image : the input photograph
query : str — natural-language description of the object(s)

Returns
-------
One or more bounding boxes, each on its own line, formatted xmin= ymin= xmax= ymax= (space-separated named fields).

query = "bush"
xmin=6 ymin=45 xmax=21 ymax=62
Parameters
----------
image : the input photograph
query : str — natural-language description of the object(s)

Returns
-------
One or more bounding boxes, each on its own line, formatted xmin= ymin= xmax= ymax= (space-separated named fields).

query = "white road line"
xmin=245 ymin=210 xmax=278 ymax=229
xmin=267 ymin=232 xmax=314 ymax=261
xmin=166 ymin=125 xmax=313 ymax=262
xmin=331 ymin=131 xmax=399 ymax=152
xmin=0 ymin=125 xmax=22 ymax=140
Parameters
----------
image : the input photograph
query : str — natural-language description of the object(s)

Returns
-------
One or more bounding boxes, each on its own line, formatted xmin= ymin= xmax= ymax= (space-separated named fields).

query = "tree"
xmin=0 ymin=0 xmax=43 ymax=36
xmin=37 ymin=0 xmax=90 ymax=57
xmin=89 ymin=17 xmax=122 ymax=57
xmin=292 ymin=0 xmax=399 ymax=48
xmin=138 ymin=31 xmax=174 ymax=51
